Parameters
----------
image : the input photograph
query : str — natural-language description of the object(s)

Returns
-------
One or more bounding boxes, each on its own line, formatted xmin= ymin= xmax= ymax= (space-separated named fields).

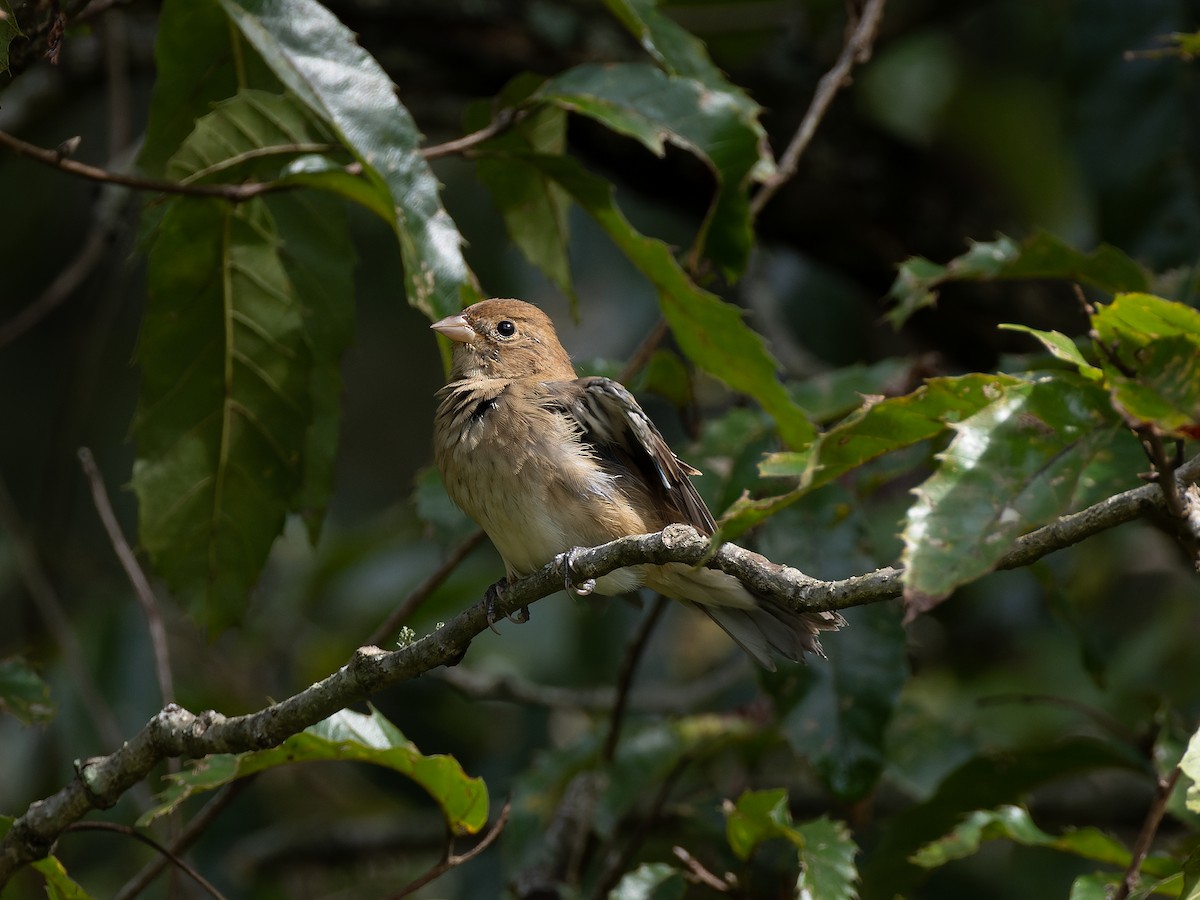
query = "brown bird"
xmin=431 ymin=298 xmax=843 ymax=668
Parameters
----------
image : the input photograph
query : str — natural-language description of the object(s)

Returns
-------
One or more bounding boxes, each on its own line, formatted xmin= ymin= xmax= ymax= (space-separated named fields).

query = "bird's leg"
xmin=556 ymin=547 xmax=597 ymax=597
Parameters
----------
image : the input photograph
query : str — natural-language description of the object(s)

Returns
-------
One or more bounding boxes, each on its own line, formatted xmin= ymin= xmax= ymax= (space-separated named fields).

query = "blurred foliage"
xmin=1 ymin=0 xmax=1199 ymax=898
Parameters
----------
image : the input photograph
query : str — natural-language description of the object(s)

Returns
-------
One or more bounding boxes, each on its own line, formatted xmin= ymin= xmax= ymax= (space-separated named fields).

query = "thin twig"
xmin=672 ymin=845 xmax=732 ymax=892
xmin=749 ymin=0 xmax=888 ymax=218
xmin=386 ymin=799 xmax=512 ymax=900
xmin=366 ymin=530 xmax=487 ymax=648
xmin=0 ymin=473 xmax=125 ymax=750
xmin=619 ymin=318 xmax=671 ymax=384
xmin=64 ymin=822 xmax=228 ymax=900
xmin=602 ymin=596 xmax=670 ymax=763
xmin=1113 ymin=767 xmax=1181 ymax=900
xmin=114 ymin=779 xmax=254 ymax=900
xmin=421 ymin=108 xmax=519 ymax=161
xmin=78 ymin=448 xmax=174 ymax=706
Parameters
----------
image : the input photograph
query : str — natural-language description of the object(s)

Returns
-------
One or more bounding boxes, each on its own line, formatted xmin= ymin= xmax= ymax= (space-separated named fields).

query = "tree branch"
xmin=2 ymin=454 xmax=1198 ymax=885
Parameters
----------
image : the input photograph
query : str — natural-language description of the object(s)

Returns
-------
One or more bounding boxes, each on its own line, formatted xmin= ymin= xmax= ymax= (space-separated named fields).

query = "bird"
xmin=431 ymin=298 xmax=843 ymax=669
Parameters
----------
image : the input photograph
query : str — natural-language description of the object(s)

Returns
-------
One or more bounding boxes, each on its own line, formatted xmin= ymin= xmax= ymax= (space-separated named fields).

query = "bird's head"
xmin=431 ymin=299 xmax=576 ymax=381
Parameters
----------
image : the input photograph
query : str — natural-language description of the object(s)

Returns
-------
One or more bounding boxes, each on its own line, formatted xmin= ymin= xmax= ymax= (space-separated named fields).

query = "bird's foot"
xmin=484 ymin=577 xmax=530 ymax=629
xmin=557 ymin=547 xmax=596 ymax=597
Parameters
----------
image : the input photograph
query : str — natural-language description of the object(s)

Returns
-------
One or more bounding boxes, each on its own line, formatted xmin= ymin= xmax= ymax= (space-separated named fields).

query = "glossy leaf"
xmin=140 ymin=707 xmax=488 ymax=835
xmin=887 ymin=231 xmax=1150 ymax=328
xmin=999 ymin=324 xmax=1102 ymax=379
xmin=537 ymin=62 xmax=770 ymax=276
xmin=0 ymin=0 xmax=22 ymax=74
xmin=911 ymin=805 xmax=1174 ymax=878
xmin=719 ymin=374 xmax=1022 ymax=542
xmin=133 ymin=198 xmax=315 ymax=628
xmin=859 ymin=737 xmax=1147 ymax=900
xmin=776 ymin=603 xmax=908 ymax=801
xmin=903 ymin=374 xmax=1127 ymax=615
xmin=795 ymin=816 xmax=859 ymax=900
xmin=218 ymin=0 xmax=479 ymax=321
xmin=511 ymin=150 xmax=814 ymax=448
xmin=0 ymin=657 xmax=53 ymax=725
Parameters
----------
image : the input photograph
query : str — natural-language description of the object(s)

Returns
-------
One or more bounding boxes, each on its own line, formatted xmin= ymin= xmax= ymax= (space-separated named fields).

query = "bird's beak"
xmin=431 ymin=313 xmax=475 ymax=344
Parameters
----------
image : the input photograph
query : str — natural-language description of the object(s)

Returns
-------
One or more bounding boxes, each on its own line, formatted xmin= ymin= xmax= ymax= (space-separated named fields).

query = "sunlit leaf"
xmin=795 ymin=816 xmax=859 ymax=900
xmin=609 ymin=862 xmax=687 ymax=900
xmin=139 ymin=707 xmax=488 ymax=835
xmin=1181 ymin=724 xmax=1200 ymax=815
xmin=0 ymin=657 xmax=54 ymax=725
xmin=31 ymin=855 xmax=93 ymax=900
xmin=999 ymin=324 xmax=1102 ymax=379
xmin=726 ymin=788 xmax=796 ymax=860
xmin=509 ymin=150 xmax=814 ymax=448
xmin=902 ymin=374 xmax=1128 ymax=615
xmin=887 ymin=231 xmax=1150 ymax=328
xmin=218 ymin=0 xmax=480 ymax=321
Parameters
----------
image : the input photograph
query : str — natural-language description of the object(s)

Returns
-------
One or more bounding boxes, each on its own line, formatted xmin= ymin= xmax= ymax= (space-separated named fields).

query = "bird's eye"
xmin=496 ymin=320 xmax=516 ymax=337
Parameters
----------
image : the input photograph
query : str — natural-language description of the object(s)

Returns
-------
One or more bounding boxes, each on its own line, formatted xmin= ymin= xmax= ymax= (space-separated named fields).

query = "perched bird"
xmin=431 ymin=298 xmax=843 ymax=668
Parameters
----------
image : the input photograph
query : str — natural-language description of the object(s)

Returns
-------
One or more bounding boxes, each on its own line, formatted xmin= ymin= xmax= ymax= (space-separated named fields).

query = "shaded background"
xmin=1 ymin=0 xmax=1198 ymax=896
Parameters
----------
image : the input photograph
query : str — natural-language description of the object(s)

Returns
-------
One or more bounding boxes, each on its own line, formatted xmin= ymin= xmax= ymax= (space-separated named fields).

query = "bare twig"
xmin=619 ymin=318 xmax=671 ymax=384
xmin=601 ymin=596 xmax=669 ymax=763
xmin=386 ymin=799 xmax=511 ymax=899
xmin=366 ymin=530 xmax=487 ymax=648
xmin=421 ymin=108 xmax=519 ymax=161
xmin=2 ymin=454 xmax=1198 ymax=886
xmin=672 ymin=845 xmax=732 ymax=892
xmin=114 ymin=779 xmax=255 ymax=900
xmin=64 ymin=822 xmax=227 ymax=900
xmin=749 ymin=0 xmax=888 ymax=218
xmin=1113 ymin=767 xmax=1181 ymax=900
xmin=78 ymin=448 xmax=174 ymax=706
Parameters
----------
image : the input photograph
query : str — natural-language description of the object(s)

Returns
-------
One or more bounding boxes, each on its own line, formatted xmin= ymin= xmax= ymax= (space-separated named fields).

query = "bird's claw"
xmin=484 ymin=578 xmax=530 ymax=630
xmin=558 ymin=548 xmax=597 ymax=597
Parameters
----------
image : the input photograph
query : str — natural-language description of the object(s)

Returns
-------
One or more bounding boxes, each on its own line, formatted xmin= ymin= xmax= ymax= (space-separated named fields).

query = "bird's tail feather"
xmin=694 ymin=598 xmax=845 ymax=670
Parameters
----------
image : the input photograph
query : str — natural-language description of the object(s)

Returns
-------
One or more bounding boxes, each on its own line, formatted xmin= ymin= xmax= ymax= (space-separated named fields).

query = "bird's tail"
xmin=694 ymin=598 xmax=844 ymax=671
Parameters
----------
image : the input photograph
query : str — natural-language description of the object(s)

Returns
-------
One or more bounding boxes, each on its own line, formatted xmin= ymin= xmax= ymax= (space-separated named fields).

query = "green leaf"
xmin=788 ymin=358 xmax=917 ymax=424
xmin=217 ymin=0 xmax=480 ymax=321
xmin=1181 ymin=724 xmax=1200 ymax=815
xmin=0 ymin=0 xmax=22 ymax=74
xmin=140 ymin=707 xmax=488 ymax=835
xmin=31 ymin=855 xmax=94 ymax=900
xmin=887 ymin=231 xmax=1150 ymax=328
xmin=536 ymin=62 xmax=771 ymax=276
xmin=775 ymin=604 xmax=908 ymax=801
xmin=719 ymin=374 xmax=1022 ymax=542
xmin=794 ymin=817 xmax=859 ymax=900
xmin=0 ymin=656 xmax=54 ymax=724
xmin=471 ymin=99 xmax=576 ymax=305
xmin=507 ymin=151 xmax=813 ymax=449
xmin=999 ymin=324 xmax=1103 ymax=379
xmin=911 ymin=805 xmax=1174 ymax=879
xmin=609 ymin=863 xmax=687 ymax=900
xmin=726 ymin=788 xmax=796 ymax=860
xmin=133 ymin=198 xmax=316 ymax=629
xmin=859 ymin=737 xmax=1148 ymax=900
xmin=902 ymin=374 xmax=1128 ymax=615
xmin=1181 ymin=842 xmax=1200 ymax=900
xmin=1069 ymin=872 xmax=1118 ymax=900
xmin=1092 ymin=293 xmax=1200 ymax=437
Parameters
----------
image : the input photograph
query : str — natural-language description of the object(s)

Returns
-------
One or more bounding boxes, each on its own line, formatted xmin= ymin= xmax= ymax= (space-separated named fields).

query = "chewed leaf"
xmin=902 ymin=375 xmax=1126 ymax=615
xmin=139 ymin=707 xmax=488 ymax=836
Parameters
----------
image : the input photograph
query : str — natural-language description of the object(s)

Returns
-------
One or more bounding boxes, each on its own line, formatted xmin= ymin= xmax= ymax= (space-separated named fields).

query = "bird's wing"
xmin=561 ymin=376 xmax=716 ymax=535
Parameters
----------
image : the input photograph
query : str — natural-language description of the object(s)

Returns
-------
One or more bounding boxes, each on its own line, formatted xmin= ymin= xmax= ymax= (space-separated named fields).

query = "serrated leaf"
xmin=140 ymin=707 xmax=488 ymax=835
xmin=609 ymin=863 xmax=687 ymax=900
xmin=217 ymin=0 xmax=479 ymax=321
xmin=507 ymin=151 xmax=813 ymax=449
xmin=0 ymin=657 xmax=54 ymax=725
xmin=133 ymin=198 xmax=315 ymax=629
xmin=911 ymin=805 xmax=1174 ymax=879
xmin=999 ymin=324 xmax=1103 ymax=379
xmin=887 ymin=231 xmax=1150 ymax=328
xmin=776 ymin=604 xmax=907 ymax=801
xmin=902 ymin=375 xmax=1127 ymax=615
xmin=859 ymin=737 xmax=1147 ymax=900
xmin=536 ymin=62 xmax=771 ymax=276
xmin=719 ymin=374 xmax=1021 ymax=543
xmin=795 ymin=817 xmax=859 ymax=900
xmin=0 ymin=0 xmax=22 ymax=74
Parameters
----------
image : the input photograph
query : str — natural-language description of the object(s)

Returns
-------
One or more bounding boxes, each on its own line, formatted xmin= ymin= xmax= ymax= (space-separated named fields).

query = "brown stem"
xmin=601 ymin=596 xmax=670 ymax=763
xmin=64 ymin=822 xmax=227 ymax=900
xmin=1112 ymin=767 xmax=1181 ymax=900
xmin=385 ymin=799 xmax=511 ymax=899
